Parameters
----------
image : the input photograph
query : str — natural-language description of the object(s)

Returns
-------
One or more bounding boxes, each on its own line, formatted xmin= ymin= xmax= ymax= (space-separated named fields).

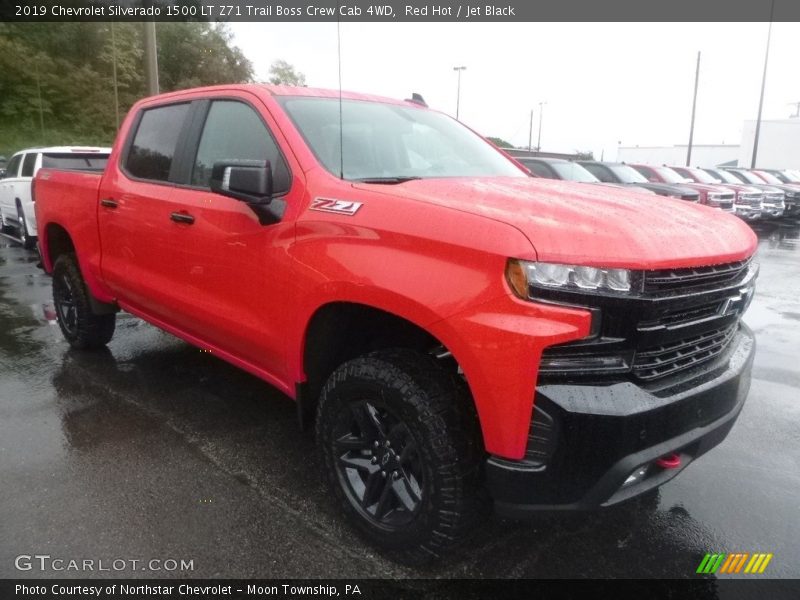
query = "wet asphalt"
xmin=0 ymin=220 xmax=798 ymax=582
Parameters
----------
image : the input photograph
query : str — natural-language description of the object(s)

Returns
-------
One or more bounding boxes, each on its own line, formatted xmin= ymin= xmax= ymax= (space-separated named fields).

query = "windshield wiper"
xmin=354 ymin=176 xmax=422 ymax=184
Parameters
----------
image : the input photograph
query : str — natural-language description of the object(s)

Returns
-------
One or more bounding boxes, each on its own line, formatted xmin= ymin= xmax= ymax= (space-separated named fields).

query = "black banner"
xmin=3 ymin=579 xmax=800 ymax=600
xmin=1 ymin=0 xmax=799 ymax=22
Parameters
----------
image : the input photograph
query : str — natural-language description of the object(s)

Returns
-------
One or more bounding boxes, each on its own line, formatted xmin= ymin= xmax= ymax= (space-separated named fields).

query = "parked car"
xmin=578 ymin=161 xmax=701 ymax=201
xmin=696 ymin=168 xmax=770 ymax=221
xmin=0 ymin=146 xmax=109 ymax=249
xmin=748 ymin=170 xmax=800 ymax=217
xmin=671 ymin=166 xmax=764 ymax=221
xmin=630 ymin=164 xmax=735 ymax=212
xmin=519 ymin=157 xmax=655 ymax=194
xmin=34 ymin=84 xmax=757 ymax=561
xmin=720 ymin=168 xmax=785 ymax=218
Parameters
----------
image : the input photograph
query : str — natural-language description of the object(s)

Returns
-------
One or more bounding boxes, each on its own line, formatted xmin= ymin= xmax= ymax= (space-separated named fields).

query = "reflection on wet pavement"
xmin=0 ymin=220 xmax=798 ymax=580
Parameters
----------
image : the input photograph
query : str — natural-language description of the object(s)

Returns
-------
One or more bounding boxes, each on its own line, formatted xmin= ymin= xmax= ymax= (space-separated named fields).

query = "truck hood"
xmin=355 ymin=177 xmax=756 ymax=269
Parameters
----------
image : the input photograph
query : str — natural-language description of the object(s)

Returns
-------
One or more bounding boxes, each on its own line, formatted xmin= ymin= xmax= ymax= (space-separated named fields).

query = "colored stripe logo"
xmin=697 ymin=553 xmax=773 ymax=574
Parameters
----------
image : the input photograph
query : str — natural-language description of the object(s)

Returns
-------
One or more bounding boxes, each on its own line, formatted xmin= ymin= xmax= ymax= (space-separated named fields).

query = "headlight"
xmin=506 ymin=259 xmax=635 ymax=298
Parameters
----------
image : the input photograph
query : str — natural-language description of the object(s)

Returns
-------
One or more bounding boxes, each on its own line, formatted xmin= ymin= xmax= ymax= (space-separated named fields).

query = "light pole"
xmin=686 ymin=51 xmax=701 ymax=166
xmin=536 ymin=101 xmax=546 ymax=151
xmin=453 ymin=66 xmax=466 ymax=120
xmin=751 ymin=0 xmax=775 ymax=168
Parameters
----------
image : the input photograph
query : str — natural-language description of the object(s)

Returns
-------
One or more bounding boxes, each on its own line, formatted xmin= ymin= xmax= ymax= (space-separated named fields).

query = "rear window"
xmin=21 ymin=153 xmax=37 ymax=177
xmin=42 ymin=153 xmax=109 ymax=170
xmin=126 ymin=103 xmax=190 ymax=182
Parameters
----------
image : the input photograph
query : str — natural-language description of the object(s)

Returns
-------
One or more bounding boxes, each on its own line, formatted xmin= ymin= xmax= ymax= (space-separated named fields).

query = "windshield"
xmin=550 ymin=162 xmax=599 ymax=182
xmin=728 ymin=169 xmax=763 ymax=185
xmin=683 ymin=168 xmax=720 ymax=184
xmin=654 ymin=166 xmax=690 ymax=184
xmin=608 ymin=164 xmax=648 ymax=184
xmin=755 ymin=171 xmax=782 ymax=185
xmin=706 ymin=169 xmax=741 ymax=185
xmin=278 ymin=97 xmax=525 ymax=180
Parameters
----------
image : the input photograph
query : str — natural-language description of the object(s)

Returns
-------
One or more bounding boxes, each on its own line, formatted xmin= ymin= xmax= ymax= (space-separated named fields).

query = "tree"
xmin=486 ymin=136 xmax=514 ymax=148
xmin=267 ymin=60 xmax=306 ymax=86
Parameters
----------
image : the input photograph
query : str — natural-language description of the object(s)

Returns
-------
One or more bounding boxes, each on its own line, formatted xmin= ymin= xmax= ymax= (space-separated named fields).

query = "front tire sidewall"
xmin=17 ymin=203 xmax=35 ymax=250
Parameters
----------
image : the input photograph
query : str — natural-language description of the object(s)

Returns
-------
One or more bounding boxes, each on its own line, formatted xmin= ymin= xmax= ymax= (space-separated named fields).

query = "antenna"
xmin=337 ymin=19 xmax=344 ymax=179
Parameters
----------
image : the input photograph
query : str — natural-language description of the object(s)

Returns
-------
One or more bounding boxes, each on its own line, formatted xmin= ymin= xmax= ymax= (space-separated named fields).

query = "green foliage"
xmin=267 ymin=60 xmax=306 ymax=86
xmin=0 ymin=22 xmax=253 ymax=158
xmin=486 ymin=136 xmax=514 ymax=148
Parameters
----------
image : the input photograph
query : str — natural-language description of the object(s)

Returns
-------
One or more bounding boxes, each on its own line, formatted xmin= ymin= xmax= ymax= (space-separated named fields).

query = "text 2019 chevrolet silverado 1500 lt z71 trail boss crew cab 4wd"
xmin=34 ymin=85 xmax=758 ymax=562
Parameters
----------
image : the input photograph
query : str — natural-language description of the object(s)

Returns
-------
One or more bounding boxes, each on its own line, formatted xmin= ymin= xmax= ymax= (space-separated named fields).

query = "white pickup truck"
xmin=0 ymin=146 xmax=109 ymax=249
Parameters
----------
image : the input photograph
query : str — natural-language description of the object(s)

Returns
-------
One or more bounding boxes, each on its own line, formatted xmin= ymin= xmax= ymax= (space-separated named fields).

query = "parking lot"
xmin=0 ymin=219 xmax=798 ymax=581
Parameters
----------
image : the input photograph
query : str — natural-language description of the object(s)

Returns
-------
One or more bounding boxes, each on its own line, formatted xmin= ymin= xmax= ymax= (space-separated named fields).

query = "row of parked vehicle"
xmin=0 ymin=146 xmax=110 ymax=248
xmin=518 ymin=156 xmax=800 ymax=221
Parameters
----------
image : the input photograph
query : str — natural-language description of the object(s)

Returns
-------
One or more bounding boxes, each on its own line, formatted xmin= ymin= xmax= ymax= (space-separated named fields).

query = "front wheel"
xmin=17 ymin=203 xmax=36 ymax=250
xmin=316 ymin=349 xmax=484 ymax=563
xmin=52 ymin=254 xmax=116 ymax=349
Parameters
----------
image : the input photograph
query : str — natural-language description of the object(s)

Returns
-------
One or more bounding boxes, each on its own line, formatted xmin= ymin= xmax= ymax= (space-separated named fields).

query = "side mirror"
xmin=210 ymin=160 xmax=273 ymax=204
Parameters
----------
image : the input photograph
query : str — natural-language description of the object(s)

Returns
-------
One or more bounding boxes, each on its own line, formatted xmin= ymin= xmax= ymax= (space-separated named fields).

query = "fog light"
xmin=623 ymin=465 xmax=650 ymax=486
xmin=656 ymin=453 xmax=682 ymax=469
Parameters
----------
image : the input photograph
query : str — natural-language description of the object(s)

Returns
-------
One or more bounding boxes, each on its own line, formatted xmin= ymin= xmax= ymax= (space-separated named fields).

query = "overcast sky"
xmin=229 ymin=22 xmax=800 ymax=159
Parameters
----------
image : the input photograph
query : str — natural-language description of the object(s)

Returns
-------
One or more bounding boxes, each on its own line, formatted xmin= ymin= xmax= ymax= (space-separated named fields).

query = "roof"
xmin=9 ymin=146 xmax=111 ymax=156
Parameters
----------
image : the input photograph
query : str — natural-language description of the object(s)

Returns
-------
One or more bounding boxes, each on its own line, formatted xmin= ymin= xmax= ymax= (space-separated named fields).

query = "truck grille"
xmin=643 ymin=259 xmax=751 ymax=294
xmin=632 ymin=324 xmax=737 ymax=381
xmin=739 ymin=194 xmax=762 ymax=207
xmin=538 ymin=259 xmax=756 ymax=383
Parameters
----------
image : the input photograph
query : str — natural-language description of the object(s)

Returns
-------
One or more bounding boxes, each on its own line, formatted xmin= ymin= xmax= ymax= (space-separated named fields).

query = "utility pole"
xmin=111 ymin=22 xmax=120 ymax=130
xmin=143 ymin=21 xmax=159 ymax=96
xmin=453 ymin=66 xmax=466 ymax=120
xmin=536 ymin=101 xmax=546 ymax=151
xmin=35 ymin=62 xmax=45 ymax=142
xmin=528 ymin=109 xmax=533 ymax=151
xmin=751 ymin=0 xmax=775 ymax=168
xmin=686 ymin=51 xmax=701 ymax=166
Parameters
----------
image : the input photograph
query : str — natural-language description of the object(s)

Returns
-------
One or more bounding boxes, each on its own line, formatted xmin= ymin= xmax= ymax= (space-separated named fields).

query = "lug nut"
xmin=373 ymin=441 xmax=379 ymax=448
xmin=381 ymin=471 xmax=387 ymax=477
xmin=385 ymin=440 xmax=391 ymax=447
xmin=392 ymin=471 xmax=399 ymax=480
xmin=371 ymin=457 xmax=377 ymax=464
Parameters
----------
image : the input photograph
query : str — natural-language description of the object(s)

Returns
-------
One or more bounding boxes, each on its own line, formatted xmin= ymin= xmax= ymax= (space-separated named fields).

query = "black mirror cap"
xmin=210 ymin=160 xmax=273 ymax=204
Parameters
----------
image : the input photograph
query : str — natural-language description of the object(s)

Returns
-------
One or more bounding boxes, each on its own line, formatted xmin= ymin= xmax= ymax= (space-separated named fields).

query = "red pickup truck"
xmin=34 ymin=84 xmax=758 ymax=562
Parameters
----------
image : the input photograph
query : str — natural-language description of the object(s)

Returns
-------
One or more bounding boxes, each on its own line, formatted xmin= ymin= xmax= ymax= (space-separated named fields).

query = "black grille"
xmin=633 ymin=325 xmax=738 ymax=381
xmin=643 ymin=259 xmax=751 ymax=294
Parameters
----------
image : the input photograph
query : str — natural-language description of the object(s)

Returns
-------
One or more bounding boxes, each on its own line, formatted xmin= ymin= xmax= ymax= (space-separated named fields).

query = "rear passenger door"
xmin=98 ymin=101 xmax=193 ymax=321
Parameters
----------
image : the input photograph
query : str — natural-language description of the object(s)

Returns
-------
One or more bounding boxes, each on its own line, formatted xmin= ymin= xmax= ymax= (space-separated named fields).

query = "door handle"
xmin=100 ymin=198 xmax=118 ymax=208
xmin=170 ymin=212 xmax=195 ymax=225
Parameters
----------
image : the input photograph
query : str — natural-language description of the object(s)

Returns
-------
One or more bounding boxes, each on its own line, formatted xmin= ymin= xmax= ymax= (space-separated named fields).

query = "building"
xmin=617 ymin=118 xmax=800 ymax=169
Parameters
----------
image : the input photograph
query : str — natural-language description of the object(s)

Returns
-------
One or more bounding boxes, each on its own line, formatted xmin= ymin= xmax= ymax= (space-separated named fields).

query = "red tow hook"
xmin=656 ymin=453 xmax=682 ymax=469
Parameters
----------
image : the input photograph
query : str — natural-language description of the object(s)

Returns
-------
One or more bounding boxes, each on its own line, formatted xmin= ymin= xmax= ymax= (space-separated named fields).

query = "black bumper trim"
xmin=488 ymin=323 xmax=755 ymax=516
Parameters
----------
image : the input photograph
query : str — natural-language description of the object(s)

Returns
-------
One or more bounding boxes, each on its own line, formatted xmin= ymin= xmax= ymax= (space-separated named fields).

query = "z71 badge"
xmin=310 ymin=198 xmax=363 ymax=216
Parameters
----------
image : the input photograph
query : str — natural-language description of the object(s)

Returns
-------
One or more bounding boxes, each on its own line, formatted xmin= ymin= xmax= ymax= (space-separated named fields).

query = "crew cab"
xmin=577 ymin=161 xmax=701 ymax=201
xmin=519 ymin=157 xmax=655 ymax=194
xmin=672 ymin=166 xmax=763 ymax=221
xmin=630 ymin=164 xmax=735 ymax=212
xmin=34 ymin=85 xmax=757 ymax=562
xmin=0 ymin=146 xmax=109 ymax=249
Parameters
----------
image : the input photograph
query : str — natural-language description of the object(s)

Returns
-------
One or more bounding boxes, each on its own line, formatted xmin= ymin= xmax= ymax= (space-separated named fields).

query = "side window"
xmin=21 ymin=153 xmax=38 ymax=177
xmin=526 ymin=161 xmax=555 ymax=179
xmin=634 ymin=165 xmax=655 ymax=180
xmin=6 ymin=154 xmax=22 ymax=178
xmin=191 ymin=100 xmax=290 ymax=193
xmin=584 ymin=164 xmax=612 ymax=183
xmin=126 ymin=103 xmax=190 ymax=182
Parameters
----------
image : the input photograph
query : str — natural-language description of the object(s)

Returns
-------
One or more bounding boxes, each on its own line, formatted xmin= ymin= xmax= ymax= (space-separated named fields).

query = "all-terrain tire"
xmin=52 ymin=253 xmax=116 ymax=349
xmin=316 ymin=348 xmax=485 ymax=564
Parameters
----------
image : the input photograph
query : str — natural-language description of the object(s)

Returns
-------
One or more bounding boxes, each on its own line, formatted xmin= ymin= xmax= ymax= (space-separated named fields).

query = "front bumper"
xmin=735 ymin=206 xmax=761 ymax=220
xmin=488 ymin=323 xmax=755 ymax=516
xmin=761 ymin=204 xmax=784 ymax=218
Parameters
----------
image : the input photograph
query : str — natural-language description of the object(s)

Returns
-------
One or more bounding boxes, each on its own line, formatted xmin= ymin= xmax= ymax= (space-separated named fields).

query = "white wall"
xmin=739 ymin=119 xmax=800 ymax=169
xmin=617 ymin=145 xmax=740 ymax=168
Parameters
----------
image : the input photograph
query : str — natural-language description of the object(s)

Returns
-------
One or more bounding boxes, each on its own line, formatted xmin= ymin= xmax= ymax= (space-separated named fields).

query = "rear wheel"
xmin=52 ymin=254 xmax=116 ymax=349
xmin=316 ymin=349 xmax=484 ymax=563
